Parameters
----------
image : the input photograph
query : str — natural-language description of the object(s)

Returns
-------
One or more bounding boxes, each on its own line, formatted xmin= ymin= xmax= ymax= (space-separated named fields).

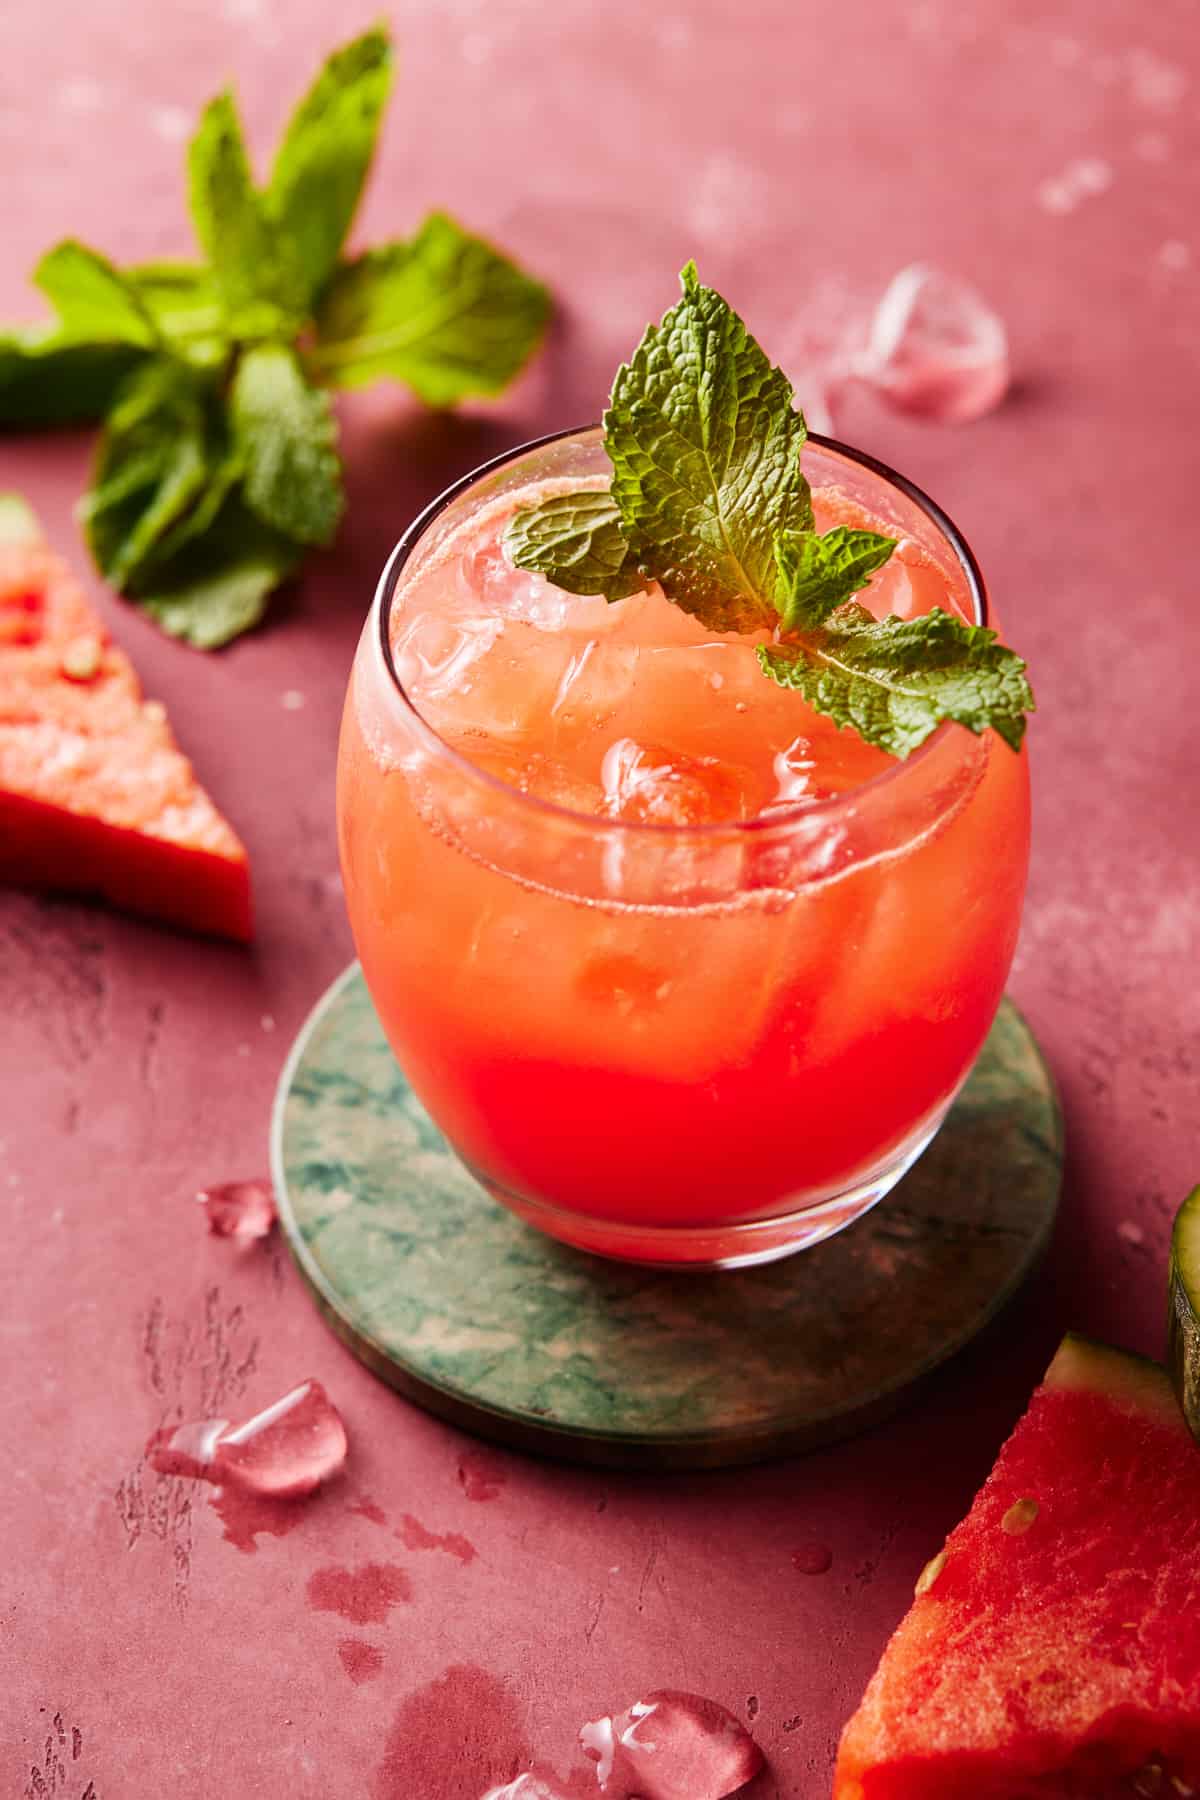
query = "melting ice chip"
xmin=196 ymin=1177 xmax=278 ymax=1239
xmin=480 ymin=1779 xmax=575 ymax=1800
xmin=146 ymin=1379 xmax=348 ymax=1498
xmin=787 ymin=265 xmax=1009 ymax=431
xmin=601 ymin=738 xmax=754 ymax=826
xmin=856 ymin=265 xmax=1010 ymax=425
xmin=579 ymin=1691 xmax=764 ymax=1800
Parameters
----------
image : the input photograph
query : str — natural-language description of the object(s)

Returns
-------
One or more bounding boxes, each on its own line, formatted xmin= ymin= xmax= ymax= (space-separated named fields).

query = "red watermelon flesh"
xmin=0 ymin=497 xmax=251 ymax=941
xmin=834 ymin=1336 xmax=1200 ymax=1799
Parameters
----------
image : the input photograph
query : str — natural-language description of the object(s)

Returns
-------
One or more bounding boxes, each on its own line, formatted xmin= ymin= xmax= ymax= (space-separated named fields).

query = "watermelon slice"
xmin=0 ymin=495 xmax=251 ymax=940
xmin=834 ymin=1336 xmax=1200 ymax=1799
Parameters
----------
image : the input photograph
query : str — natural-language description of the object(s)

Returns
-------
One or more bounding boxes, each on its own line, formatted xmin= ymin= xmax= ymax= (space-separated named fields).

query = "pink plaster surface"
xmin=1 ymin=2 xmax=1198 ymax=1794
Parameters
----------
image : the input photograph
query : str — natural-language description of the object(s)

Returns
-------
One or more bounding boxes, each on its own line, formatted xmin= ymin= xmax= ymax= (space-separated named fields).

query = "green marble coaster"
xmin=271 ymin=966 xmax=1062 ymax=1470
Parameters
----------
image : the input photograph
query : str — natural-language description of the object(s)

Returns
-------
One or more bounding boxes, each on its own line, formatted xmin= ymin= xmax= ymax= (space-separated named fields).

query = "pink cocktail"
xmin=337 ymin=428 xmax=1029 ymax=1266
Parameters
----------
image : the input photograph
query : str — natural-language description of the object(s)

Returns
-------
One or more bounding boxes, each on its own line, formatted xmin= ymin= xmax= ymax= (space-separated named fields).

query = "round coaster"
xmin=271 ymin=966 xmax=1062 ymax=1471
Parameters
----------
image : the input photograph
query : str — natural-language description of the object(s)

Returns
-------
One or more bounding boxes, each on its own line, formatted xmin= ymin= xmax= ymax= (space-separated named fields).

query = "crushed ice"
xmin=196 ymin=1177 xmax=278 ymax=1240
xmin=146 ymin=1379 xmax=347 ymax=1498
xmin=786 ymin=264 xmax=1009 ymax=430
xmin=579 ymin=1691 xmax=763 ymax=1800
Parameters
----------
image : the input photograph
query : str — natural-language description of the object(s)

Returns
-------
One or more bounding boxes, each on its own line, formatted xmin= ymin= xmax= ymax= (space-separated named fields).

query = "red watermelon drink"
xmin=337 ymin=273 xmax=1032 ymax=1266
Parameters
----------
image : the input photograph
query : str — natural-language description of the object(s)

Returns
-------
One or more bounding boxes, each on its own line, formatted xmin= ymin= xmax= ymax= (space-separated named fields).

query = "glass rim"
xmin=372 ymin=423 xmax=991 ymax=840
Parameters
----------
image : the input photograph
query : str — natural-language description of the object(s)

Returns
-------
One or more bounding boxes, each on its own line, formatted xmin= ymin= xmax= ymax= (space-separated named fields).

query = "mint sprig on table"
xmin=0 ymin=28 xmax=550 ymax=647
xmin=506 ymin=264 xmax=1032 ymax=758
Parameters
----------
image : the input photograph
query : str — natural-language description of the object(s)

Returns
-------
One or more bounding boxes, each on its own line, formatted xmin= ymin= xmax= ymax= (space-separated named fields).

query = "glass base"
xmin=471 ymin=1115 xmax=948 ymax=1270
xmin=274 ymin=972 xmax=1063 ymax=1464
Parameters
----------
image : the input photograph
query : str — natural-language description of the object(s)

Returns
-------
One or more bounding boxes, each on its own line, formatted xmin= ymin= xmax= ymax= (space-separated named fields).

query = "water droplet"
xmin=1127 ymin=47 xmax=1188 ymax=111
xmin=147 ymin=1379 xmax=347 ymax=1499
xmin=579 ymin=1691 xmax=763 ymax=1799
xmin=146 ymin=103 xmax=191 ymax=143
xmin=196 ymin=1177 xmax=277 ymax=1240
xmin=792 ymin=1542 xmax=833 ymax=1575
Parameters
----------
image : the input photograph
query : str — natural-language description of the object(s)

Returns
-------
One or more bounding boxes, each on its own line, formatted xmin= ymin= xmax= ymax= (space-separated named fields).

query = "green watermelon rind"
xmin=1046 ymin=1332 xmax=1186 ymax=1434
xmin=1168 ymin=1186 xmax=1200 ymax=1441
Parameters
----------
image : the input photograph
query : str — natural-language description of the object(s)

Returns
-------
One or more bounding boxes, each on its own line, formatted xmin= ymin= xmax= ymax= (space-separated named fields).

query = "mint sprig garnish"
xmin=504 ymin=491 xmax=644 ymax=600
xmin=507 ymin=264 xmax=1032 ymax=757
xmin=759 ymin=611 xmax=1030 ymax=758
xmin=605 ymin=262 xmax=814 ymax=633
xmin=773 ymin=526 xmax=896 ymax=631
xmin=0 ymin=27 xmax=550 ymax=646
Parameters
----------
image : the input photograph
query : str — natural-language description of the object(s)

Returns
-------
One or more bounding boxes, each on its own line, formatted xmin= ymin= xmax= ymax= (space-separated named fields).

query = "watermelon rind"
xmin=0 ymin=493 xmax=40 ymax=545
xmin=1046 ymin=1331 xmax=1187 ymax=1432
xmin=1168 ymin=1185 xmax=1200 ymax=1440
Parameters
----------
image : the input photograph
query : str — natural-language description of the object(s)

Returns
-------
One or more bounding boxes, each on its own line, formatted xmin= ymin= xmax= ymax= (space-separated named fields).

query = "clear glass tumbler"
xmin=337 ymin=428 xmax=1030 ymax=1267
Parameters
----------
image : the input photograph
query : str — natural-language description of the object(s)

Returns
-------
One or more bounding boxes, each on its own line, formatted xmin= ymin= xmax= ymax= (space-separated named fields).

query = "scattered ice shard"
xmin=786 ymin=264 xmax=1009 ymax=431
xmin=480 ymin=1778 xmax=576 ymax=1800
xmin=579 ymin=1691 xmax=764 ymax=1800
xmin=852 ymin=265 xmax=1010 ymax=425
xmin=216 ymin=1380 xmax=348 ymax=1496
xmin=196 ymin=1177 xmax=278 ymax=1240
xmin=144 ymin=1413 xmax=228 ymax=1480
xmin=146 ymin=1380 xmax=347 ymax=1498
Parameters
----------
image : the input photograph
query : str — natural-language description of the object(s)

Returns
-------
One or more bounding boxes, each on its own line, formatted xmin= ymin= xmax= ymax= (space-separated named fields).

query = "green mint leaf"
xmin=82 ymin=360 xmax=212 ymax=588
xmin=774 ymin=526 xmax=897 ymax=631
xmin=0 ymin=333 xmax=146 ymax=426
xmin=757 ymin=605 xmax=1034 ymax=758
xmin=34 ymin=240 xmax=160 ymax=348
xmin=504 ymin=490 xmax=643 ymax=600
xmin=230 ymin=343 xmax=343 ymax=546
xmin=131 ymin=492 xmax=301 ymax=648
xmin=311 ymin=211 xmax=551 ymax=404
xmin=127 ymin=263 xmax=227 ymax=367
xmin=266 ymin=26 xmax=393 ymax=310
xmin=603 ymin=262 xmax=813 ymax=634
xmin=136 ymin=455 xmax=243 ymax=576
xmin=187 ymin=91 xmax=298 ymax=338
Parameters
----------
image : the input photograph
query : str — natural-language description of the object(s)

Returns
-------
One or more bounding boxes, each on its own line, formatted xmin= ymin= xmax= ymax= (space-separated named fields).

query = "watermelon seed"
xmin=61 ymin=636 xmax=102 ymax=681
xmin=914 ymin=1551 xmax=946 ymax=1596
xmin=1000 ymin=1497 xmax=1039 ymax=1536
xmin=1169 ymin=1780 xmax=1195 ymax=1797
xmin=1133 ymin=1766 xmax=1164 ymax=1797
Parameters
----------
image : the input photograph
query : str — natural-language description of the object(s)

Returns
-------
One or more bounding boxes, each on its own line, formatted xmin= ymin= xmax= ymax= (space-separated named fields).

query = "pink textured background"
xmin=2 ymin=2 xmax=1198 ymax=1794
